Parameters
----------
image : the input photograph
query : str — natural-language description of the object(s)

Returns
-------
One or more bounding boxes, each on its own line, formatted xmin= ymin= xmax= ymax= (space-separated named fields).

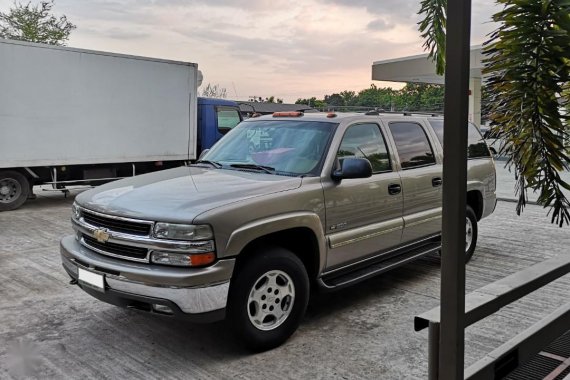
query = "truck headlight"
xmin=71 ymin=202 xmax=81 ymax=220
xmin=153 ymin=223 xmax=213 ymax=241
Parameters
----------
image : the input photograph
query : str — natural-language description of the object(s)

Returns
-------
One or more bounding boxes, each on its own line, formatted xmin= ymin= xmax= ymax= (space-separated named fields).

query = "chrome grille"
xmin=83 ymin=235 xmax=149 ymax=261
xmin=82 ymin=210 xmax=152 ymax=236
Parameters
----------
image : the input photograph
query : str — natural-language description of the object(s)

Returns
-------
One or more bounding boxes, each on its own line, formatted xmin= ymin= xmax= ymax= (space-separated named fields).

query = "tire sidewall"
xmin=0 ymin=170 xmax=30 ymax=211
xmin=465 ymin=205 xmax=478 ymax=262
xmin=228 ymin=247 xmax=309 ymax=351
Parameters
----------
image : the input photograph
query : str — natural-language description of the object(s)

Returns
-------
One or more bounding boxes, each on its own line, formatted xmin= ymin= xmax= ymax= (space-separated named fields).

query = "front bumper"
xmin=60 ymin=235 xmax=235 ymax=322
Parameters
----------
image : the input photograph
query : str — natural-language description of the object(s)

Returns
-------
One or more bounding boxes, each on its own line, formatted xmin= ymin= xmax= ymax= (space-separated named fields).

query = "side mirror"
xmin=331 ymin=157 xmax=372 ymax=181
xmin=198 ymin=149 xmax=210 ymax=160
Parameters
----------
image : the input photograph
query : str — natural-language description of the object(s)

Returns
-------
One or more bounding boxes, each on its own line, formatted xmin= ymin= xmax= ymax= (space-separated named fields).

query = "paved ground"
xmin=494 ymin=159 xmax=570 ymax=204
xmin=1 ymin=178 xmax=569 ymax=379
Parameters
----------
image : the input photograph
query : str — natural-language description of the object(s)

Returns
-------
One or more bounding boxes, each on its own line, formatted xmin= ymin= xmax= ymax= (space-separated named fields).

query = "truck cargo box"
xmin=0 ymin=39 xmax=200 ymax=168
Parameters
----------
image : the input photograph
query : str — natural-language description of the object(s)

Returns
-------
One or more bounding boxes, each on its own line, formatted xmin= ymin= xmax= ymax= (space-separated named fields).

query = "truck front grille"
xmin=83 ymin=235 xmax=149 ymax=261
xmin=82 ymin=210 xmax=152 ymax=236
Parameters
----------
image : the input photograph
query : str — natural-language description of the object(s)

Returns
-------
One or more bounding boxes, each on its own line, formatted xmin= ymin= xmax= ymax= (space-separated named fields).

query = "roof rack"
xmin=363 ymin=109 xmax=443 ymax=117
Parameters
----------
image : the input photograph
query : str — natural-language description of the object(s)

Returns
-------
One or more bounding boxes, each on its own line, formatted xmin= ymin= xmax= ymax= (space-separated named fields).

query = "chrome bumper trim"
xmin=60 ymin=235 xmax=234 ymax=314
xmin=106 ymin=277 xmax=229 ymax=313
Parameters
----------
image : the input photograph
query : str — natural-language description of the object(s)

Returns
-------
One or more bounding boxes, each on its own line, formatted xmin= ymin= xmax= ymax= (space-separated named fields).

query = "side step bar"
xmin=318 ymin=241 xmax=441 ymax=290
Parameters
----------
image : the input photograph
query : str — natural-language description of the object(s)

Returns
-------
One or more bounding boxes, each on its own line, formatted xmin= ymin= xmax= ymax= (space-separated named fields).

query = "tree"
xmin=324 ymin=93 xmax=345 ymax=107
xmin=200 ymin=83 xmax=227 ymax=98
xmin=0 ymin=1 xmax=75 ymax=46
xmin=419 ymin=0 xmax=570 ymax=226
xmin=248 ymin=96 xmax=283 ymax=103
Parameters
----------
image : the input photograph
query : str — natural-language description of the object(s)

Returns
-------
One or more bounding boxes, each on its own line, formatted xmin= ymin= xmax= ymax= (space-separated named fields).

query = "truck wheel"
xmin=0 ymin=170 xmax=30 ymax=211
xmin=228 ymin=247 xmax=309 ymax=351
xmin=465 ymin=205 xmax=478 ymax=262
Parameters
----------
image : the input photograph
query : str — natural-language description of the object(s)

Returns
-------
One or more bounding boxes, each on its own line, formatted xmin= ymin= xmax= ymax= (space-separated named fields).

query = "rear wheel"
xmin=228 ymin=247 xmax=309 ymax=351
xmin=436 ymin=205 xmax=478 ymax=262
xmin=0 ymin=171 xmax=30 ymax=211
xmin=465 ymin=205 xmax=478 ymax=262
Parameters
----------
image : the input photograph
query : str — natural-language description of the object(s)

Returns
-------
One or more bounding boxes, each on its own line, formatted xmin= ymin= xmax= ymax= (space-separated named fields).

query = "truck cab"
xmin=197 ymin=98 xmax=242 ymax=153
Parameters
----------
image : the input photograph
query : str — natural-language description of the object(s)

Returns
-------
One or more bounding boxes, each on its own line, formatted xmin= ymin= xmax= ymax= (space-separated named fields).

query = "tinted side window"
xmin=337 ymin=123 xmax=391 ymax=173
xmin=217 ymin=107 xmax=241 ymax=132
xmin=428 ymin=120 xmax=491 ymax=158
xmin=389 ymin=122 xmax=436 ymax=169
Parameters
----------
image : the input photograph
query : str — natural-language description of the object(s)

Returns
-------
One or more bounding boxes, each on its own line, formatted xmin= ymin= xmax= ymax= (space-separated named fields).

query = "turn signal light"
xmin=150 ymin=251 xmax=216 ymax=267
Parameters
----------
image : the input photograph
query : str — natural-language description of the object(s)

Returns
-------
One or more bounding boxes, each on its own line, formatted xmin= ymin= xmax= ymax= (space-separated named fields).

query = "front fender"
xmin=224 ymin=212 xmax=327 ymax=274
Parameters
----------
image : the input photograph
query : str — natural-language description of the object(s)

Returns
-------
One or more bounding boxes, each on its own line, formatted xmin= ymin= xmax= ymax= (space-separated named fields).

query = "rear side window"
xmin=337 ymin=123 xmax=391 ymax=173
xmin=389 ymin=122 xmax=436 ymax=169
xmin=217 ymin=107 xmax=241 ymax=132
xmin=428 ymin=120 xmax=490 ymax=158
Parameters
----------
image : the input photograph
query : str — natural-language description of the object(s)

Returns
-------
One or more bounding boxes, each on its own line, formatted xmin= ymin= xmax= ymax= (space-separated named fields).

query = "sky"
xmin=0 ymin=0 xmax=501 ymax=102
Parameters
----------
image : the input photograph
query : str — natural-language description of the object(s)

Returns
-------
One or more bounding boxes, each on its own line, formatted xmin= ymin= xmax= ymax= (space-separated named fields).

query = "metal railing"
xmin=414 ymin=255 xmax=570 ymax=379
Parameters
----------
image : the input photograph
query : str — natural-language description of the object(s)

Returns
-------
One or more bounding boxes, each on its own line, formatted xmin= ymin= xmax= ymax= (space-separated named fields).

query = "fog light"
xmin=150 ymin=251 xmax=216 ymax=267
xmin=152 ymin=304 xmax=173 ymax=315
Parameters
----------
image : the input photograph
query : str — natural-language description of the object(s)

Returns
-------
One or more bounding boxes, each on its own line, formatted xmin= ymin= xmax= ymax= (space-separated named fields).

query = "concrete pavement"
xmin=1 ymin=184 xmax=570 ymax=379
xmin=494 ymin=159 xmax=570 ymax=204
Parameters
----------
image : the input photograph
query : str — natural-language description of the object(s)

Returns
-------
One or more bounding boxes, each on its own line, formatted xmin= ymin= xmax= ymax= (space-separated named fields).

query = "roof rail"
xmin=363 ymin=109 xmax=443 ymax=117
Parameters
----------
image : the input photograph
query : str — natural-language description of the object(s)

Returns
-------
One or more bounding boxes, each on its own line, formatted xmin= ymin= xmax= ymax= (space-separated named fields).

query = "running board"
xmin=318 ymin=242 xmax=441 ymax=290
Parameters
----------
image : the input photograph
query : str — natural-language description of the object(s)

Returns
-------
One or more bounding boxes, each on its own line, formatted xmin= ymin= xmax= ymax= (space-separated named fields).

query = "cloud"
xmin=367 ymin=18 xmax=394 ymax=31
xmin=0 ymin=0 xmax=505 ymax=101
xmin=321 ymin=0 xmax=419 ymax=21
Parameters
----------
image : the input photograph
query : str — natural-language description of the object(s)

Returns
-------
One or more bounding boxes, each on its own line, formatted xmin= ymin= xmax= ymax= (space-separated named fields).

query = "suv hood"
xmin=76 ymin=166 xmax=302 ymax=223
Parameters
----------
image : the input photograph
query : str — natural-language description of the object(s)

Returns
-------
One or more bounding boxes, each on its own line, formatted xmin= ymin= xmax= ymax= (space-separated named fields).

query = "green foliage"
xmin=0 ymin=1 xmax=75 ymax=46
xmin=393 ymin=83 xmax=444 ymax=111
xmin=299 ymin=83 xmax=444 ymax=112
xmin=483 ymin=0 xmax=570 ymax=226
xmin=295 ymin=97 xmax=326 ymax=108
xmin=418 ymin=0 xmax=446 ymax=75
xmin=250 ymin=96 xmax=283 ymax=103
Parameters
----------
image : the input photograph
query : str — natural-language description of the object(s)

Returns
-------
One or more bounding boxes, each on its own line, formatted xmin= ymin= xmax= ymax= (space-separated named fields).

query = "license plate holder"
xmin=78 ymin=267 xmax=105 ymax=293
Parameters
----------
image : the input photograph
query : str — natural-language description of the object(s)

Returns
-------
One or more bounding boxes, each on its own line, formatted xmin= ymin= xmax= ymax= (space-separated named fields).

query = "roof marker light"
xmin=326 ymin=112 xmax=337 ymax=118
xmin=272 ymin=111 xmax=303 ymax=117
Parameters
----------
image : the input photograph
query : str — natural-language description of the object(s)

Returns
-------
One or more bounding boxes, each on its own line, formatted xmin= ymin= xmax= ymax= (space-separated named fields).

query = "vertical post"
xmin=439 ymin=0 xmax=472 ymax=378
xmin=428 ymin=322 xmax=441 ymax=380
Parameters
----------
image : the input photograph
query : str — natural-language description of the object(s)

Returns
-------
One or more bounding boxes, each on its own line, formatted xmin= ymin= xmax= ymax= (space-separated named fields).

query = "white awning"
xmin=371 ymin=46 xmax=483 ymax=84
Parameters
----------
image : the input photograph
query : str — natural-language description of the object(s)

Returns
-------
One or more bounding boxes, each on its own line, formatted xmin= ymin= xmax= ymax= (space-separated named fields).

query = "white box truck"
xmin=0 ymin=39 xmax=242 ymax=211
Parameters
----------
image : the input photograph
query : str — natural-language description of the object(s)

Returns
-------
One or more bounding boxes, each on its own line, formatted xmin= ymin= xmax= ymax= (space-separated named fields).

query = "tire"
xmin=228 ymin=246 xmax=309 ymax=351
xmin=0 ymin=170 xmax=30 ymax=211
xmin=465 ymin=205 xmax=478 ymax=262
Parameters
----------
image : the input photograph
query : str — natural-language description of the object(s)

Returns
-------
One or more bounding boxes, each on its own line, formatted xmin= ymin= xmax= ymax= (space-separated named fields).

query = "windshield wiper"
xmin=194 ymin=160 xmax=223 ymax=168
xmin=229 ymin=163 xmax=275 ymax=174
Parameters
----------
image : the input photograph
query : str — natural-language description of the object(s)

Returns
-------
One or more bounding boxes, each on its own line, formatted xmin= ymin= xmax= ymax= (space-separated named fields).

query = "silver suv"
xmin=60 ymin=112 xmax=496 ymax=350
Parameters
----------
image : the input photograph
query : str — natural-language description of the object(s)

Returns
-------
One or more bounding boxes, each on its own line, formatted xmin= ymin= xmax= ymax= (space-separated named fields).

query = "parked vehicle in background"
xmin=0 ymin=38 xmax=242 ymax=211
xmin=60 ymin=111 xmax=496 ymax=350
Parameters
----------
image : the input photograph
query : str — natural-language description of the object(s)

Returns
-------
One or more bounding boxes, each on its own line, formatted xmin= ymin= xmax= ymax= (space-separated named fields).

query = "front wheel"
xmin=228 ymin=247 xmax=309 ymax=351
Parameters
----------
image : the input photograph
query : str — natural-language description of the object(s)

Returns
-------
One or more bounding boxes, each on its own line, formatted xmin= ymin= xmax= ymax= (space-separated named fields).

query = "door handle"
xmin=432 ymin=177 xmax=443 ymax=187
xmin=388 ymin=183 xmax=401 ymax=195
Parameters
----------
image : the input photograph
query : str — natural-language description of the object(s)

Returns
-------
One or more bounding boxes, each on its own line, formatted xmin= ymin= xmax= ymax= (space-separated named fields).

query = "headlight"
xmin=153 ymin=223 xmax=213 ymax=241
xmin=71 ymin=203 xmax=81 ymax=220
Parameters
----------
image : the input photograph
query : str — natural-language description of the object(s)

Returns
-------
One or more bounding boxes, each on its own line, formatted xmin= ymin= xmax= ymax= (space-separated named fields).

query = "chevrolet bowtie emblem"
xmin=93 ymin=228 xmax=110 ymax=243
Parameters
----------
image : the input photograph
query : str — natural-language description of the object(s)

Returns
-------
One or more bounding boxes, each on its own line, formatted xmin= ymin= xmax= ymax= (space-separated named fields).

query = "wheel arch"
xmin=466 ymin=189 xmax=484 ymax=220
xmin=224 ymin=213 xmax=326 ymax=280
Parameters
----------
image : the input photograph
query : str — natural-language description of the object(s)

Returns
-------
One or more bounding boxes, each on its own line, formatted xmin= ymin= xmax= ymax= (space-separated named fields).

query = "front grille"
xmin=82 ymin=210 xmax=151 ymax=236
xmin=83 ymin=235 xmax=148 ymax=260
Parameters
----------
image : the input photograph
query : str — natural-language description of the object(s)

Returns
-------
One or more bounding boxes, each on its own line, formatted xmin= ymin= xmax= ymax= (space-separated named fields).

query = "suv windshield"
xmin=202 ymin=119 xmax=337 ymax=176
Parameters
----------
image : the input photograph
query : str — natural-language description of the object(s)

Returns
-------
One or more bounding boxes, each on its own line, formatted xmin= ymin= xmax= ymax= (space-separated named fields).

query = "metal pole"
xmin=439 ymin=0 xmax=472 ymax=378
xmin=428 ymin=322 xmax=441 ymax=380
